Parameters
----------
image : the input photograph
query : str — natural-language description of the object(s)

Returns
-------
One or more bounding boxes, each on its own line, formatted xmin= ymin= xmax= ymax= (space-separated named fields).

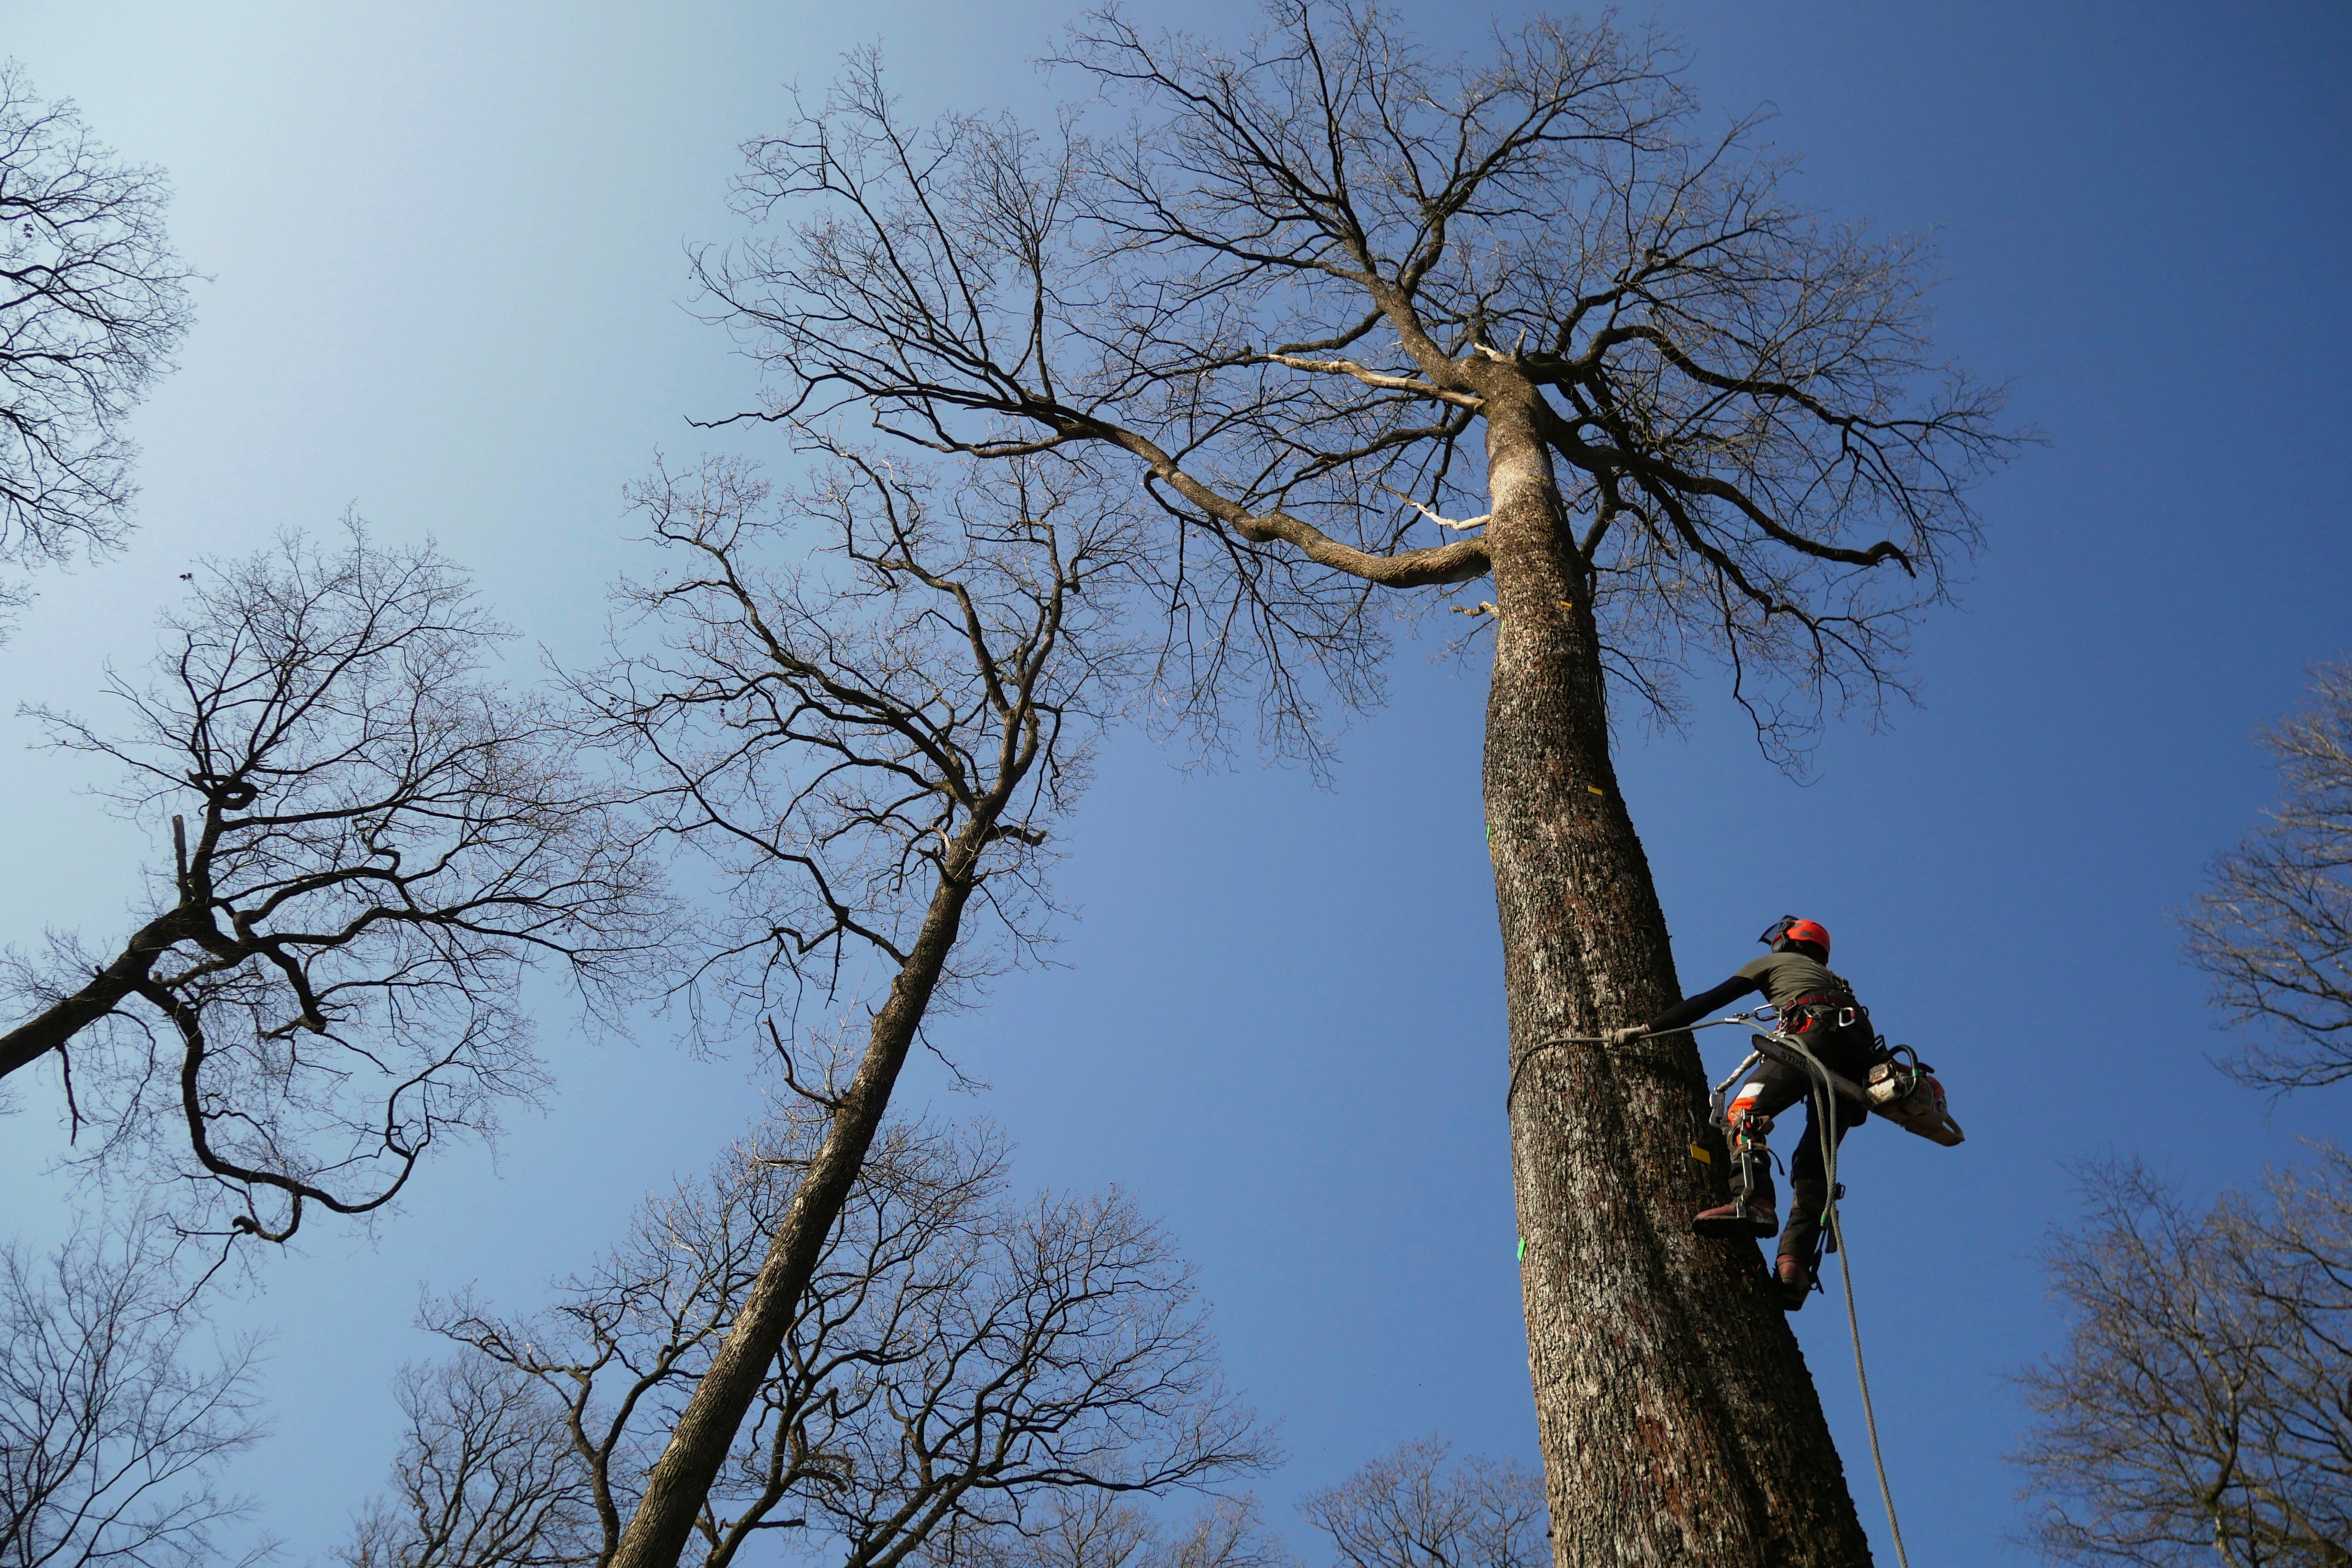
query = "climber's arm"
xmin=1610 ymin=974 xmax=1764 ymax=1045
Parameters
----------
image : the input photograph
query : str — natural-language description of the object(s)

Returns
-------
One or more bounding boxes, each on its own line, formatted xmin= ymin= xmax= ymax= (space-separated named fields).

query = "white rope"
xmin=1505 ymin=1011 xmax=1762 ymax=1107
xmin=1778 ymin=1030 xmax=1914 ymax=1568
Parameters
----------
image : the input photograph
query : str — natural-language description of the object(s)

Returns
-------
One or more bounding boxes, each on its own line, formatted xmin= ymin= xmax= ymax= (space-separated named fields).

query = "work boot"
xmin=1775 ymin=1253 xmax=1813 ymax=1311
xmin=1693 ymin=1193 xmax=1777 ymax=1239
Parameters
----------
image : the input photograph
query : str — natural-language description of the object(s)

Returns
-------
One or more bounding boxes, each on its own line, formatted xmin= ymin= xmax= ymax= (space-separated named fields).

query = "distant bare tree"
xmin=1296 ymin=1438 xmax=1547 ymax=1568
xmin=925 ymin=1493 xmax=1290 ymax=1568
xmin=693 ymin=7 xmax=2012 ymax=1556
xmin=2182 ymin=658 xmax=2352 ymax=1092
xmin=0 ymin=61 xmax=194 ymax=595
xmin=0 ymin=1222 xmax=268 ymax=1568
xmin=0 ymin=526 xmax=670 ymax=1242
xmin=568 ymin=446 xmax=1150 ymax=1568
xmin=343 ymin=1115 xmax=1269 ymax=1568
xmin=2015 ymin=1152 xmax=2352 ymax=1566
xmin=339 ymin=1359 xmax=598 ymax=1568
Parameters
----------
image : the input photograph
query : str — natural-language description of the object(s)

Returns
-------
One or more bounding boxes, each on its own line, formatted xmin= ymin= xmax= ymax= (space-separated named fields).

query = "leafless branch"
xmin=340 ymin=1357 xmax=598 ymax=1568
xmin=2016 ymin=1152 xmax=2352 ymax=1567
xmin=572 ymin=444 xmax=1142 ymax=1044
xmin=0 ymin=61 xmax=195 ymax=601
xmin=2182 ymin=658 xmax=2352 ymax=1092
xmin=0 ymin=1220 xmax=270 ymax=1568
xmin=0 ymin=524 xmax=673 ymax=1243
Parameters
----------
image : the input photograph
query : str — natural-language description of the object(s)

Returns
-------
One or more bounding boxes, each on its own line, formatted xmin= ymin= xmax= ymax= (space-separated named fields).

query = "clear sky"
xmin=1 ymin=3 xmax=2347 ymax=1564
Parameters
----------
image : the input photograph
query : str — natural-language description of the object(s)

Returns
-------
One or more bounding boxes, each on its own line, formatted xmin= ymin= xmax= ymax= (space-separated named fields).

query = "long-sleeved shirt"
xmin=1640 ymin=951 xmax=1857 ymax=1035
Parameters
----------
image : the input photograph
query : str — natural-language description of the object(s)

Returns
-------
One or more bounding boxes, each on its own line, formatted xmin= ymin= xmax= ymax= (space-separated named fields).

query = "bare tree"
xmin=0 ymin=61 xmax=194 ymax=597
xmin=566 ymin=445 xmax=1150 ymax=1568
xmin=1296 ymin=1438 xmax=1547 ymax=1568
xmin=340 ymin=1359 xmax=598 ymax=1568
xmin=0 ymin=526 xmax=670 ymax=1242
xmin=2181 ymin=658 xmax=2352 ymax=1093
xmin=926 ymin=1493 xmax=1292 ymax=1568
xmin=0 ymin=1222 xmax=269 ymax=1568
xmin=691 ymin=7 xmax=2012 ymax=1560
xmin=2015 ymin=1151 xmax=2352 ymax=1567
xmin=343 ymin=1114 xmax=1269 ymax=1568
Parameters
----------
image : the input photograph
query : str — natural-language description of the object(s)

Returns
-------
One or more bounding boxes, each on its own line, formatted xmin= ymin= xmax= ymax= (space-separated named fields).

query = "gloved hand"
xmin=1606 ymin=1024 xmax=1649 ymax=1047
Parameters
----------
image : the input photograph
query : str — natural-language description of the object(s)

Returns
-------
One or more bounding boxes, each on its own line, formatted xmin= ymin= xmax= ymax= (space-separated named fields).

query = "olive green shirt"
xmin=1734 ymin=951 xmax=1855 ymax=1013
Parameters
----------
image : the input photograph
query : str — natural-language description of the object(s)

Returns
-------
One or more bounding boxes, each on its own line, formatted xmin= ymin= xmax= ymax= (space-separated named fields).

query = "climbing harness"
xmin=1706 ymin=1020 xmax=1965 ymax=1150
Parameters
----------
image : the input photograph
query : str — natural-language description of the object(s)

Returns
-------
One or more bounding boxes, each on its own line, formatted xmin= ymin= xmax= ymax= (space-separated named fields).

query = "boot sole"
xmin=1692 ymin=1214 xmax=1777 ymax=1240
xmin=1776 ymin=1265 xmax=1811 ymax=1310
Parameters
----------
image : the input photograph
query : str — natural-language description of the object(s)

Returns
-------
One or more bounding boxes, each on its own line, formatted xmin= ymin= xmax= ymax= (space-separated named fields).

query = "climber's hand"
xmin=1606 ymin=1024 xmax=1649 ymax=1047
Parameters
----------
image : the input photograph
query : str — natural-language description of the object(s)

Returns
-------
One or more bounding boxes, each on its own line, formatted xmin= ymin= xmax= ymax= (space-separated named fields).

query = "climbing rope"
xmin=1504 ymin=1011 xmax=1762 ymax=1107
xmin=1502 ymin=1032 xmax=1606 ymax=1108
xmin=1775 ymin=1030 xmax=1914 ymax=1568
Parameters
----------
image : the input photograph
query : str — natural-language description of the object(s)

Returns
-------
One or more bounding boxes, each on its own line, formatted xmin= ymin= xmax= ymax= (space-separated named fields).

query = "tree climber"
xmin=1608 ymin=917 xmax=1882 ymax=1309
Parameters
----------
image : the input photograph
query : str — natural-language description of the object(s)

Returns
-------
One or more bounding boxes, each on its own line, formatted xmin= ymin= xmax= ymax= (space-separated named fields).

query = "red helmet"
xmin=1759 ymin=915 xmax=1832 ymax=960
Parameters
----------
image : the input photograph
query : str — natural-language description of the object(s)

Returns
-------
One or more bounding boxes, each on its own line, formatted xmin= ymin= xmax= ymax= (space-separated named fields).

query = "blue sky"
xmin=1 ymin=3 xmax=2347 ymax=1564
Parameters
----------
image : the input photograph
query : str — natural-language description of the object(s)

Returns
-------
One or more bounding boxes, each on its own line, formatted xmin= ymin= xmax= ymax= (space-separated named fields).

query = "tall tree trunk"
xmin=1480 ymin=397 xmax=1873 ymax=1565
xmin=606 ymin=839 xmax=984 ymax=1568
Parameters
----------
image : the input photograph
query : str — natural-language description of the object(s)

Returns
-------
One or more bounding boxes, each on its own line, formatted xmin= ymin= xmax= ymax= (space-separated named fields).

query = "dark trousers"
xmin=1726 ymin=1029 xmax=1874 ymax=1263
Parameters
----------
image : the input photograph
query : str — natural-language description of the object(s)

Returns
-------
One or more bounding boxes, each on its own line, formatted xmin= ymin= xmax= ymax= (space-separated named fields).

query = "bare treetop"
xmin=932 ymin=1493 xmax=1291 ymax=1568
xmin=698 ymin=3 xmax=2009 ymax=756
xmin=2182 ymin=658 xmax=2352 ymax=1092
xmin=0 ymin=61 xmax=193 ymax=594
xmin=579 ymin=446 xmax=1147 ymax=1035
xmin=348 ymin=1116 xmax=1271 ymax=1568
xmin=0 ymin=1223 xmax=269 ymax=1568
xmin=2 ymin=527 xmax=672 ymax=1243
xmin=2018 ymin=1153 xmax=2352 ymax=1566
xmin=1298 ymin=1438 xmax=1548 ymax=1568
